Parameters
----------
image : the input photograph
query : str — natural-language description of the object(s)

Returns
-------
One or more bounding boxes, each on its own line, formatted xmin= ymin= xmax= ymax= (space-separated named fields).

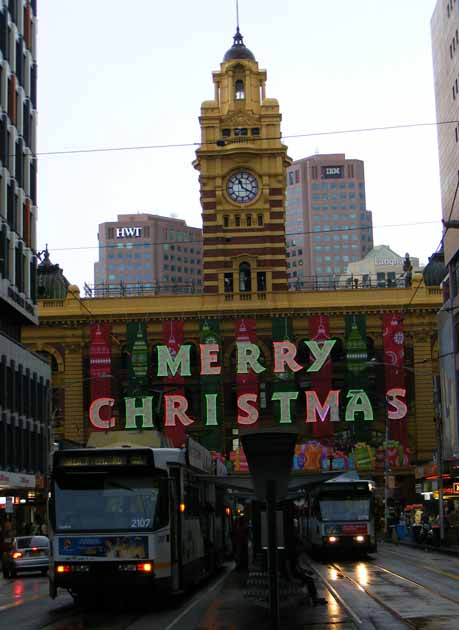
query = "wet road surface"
xmin=3 ymin=544 xmax=459 ymax=629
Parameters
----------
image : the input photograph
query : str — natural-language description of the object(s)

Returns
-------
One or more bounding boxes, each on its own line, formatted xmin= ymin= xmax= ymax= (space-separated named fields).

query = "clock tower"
xmin=194 ymin=29 xmax=291 ymax=295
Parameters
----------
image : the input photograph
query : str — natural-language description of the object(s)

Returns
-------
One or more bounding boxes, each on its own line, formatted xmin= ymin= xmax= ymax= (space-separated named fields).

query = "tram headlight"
xmin=327 ymin=536 xmax=338 ymax=543
xmin=354 ymin=535 xmax=365 ymax=543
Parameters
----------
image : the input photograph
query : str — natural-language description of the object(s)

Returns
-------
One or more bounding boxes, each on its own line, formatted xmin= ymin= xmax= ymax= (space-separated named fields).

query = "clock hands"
xmin=237 ymin=178 xmax=252 ymax=194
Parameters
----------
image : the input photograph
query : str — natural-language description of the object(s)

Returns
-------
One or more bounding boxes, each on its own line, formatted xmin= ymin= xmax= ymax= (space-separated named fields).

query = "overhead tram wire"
xmin=43 ymin=219 xmax=439 ymax=254
xmin=28 ymin=120 xmax=458 ymax=159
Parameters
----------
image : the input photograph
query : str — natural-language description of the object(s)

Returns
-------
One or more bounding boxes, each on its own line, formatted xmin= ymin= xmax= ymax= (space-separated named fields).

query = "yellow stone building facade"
xmin=22 ymin=30 xmax=442 ymax=498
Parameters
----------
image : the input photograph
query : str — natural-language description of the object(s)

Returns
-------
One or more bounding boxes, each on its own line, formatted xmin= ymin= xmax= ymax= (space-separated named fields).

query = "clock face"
xmin=226 ymin=171 xmax=259 ymax=203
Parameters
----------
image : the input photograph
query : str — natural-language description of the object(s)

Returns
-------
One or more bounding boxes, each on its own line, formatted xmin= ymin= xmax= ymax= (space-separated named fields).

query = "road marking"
xmin=164 ymin=565 xmax=233 ymax=630
xmin=0 ymin=593 xmax=48 ymax=612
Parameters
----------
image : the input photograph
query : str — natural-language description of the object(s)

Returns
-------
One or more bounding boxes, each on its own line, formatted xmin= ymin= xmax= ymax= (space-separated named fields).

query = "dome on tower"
xmin=37 ymin=248 xmax=70 ymax=299
xmin=422 ymin=250 xmax=446 ymax=287
xmin=223 ymin=28 xmax=256 ymax=62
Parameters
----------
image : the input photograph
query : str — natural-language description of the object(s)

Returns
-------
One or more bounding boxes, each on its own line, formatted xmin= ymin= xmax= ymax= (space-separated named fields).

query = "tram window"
xmin=53 ymin=475 xmax=169 ymax=532
xmin=318 ymin=496 xmax=370 ymax=521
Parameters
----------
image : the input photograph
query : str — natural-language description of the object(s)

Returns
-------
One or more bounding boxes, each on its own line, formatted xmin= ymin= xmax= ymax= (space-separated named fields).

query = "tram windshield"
xmin=318 ymin=497 xmax=371 ymax=522
xmin=53 ymin=474 xmax=169 ymax=533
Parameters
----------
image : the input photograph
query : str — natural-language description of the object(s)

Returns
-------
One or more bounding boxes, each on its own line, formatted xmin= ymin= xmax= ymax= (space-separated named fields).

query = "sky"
xmin=37 ymin=0 xmax=441 ymax=290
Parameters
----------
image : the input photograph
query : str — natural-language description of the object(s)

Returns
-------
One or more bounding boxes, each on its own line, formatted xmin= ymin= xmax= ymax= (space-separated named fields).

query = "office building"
xmin=285 ymin=154 xmax=373 ymax=289
xmin=93 ymin=213 xmax=203 ymax=294
xmin=0 ymin=1 xmax=51 ymax=514
xmin=432 ymin=0 xmax=459 ymax=462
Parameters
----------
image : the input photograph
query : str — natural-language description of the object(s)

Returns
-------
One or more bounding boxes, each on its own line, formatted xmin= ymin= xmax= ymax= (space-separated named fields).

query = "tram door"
xmin=169 ymin=467 xmax=183 ymax=592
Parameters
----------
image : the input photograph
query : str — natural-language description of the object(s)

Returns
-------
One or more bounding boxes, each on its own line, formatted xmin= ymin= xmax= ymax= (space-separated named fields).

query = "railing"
xmin=83 ymin=282 xmax=201 ymax=298
xmin=288 ymin=272 xmax=419 ymax=291
xmin=41 ymin=299 xmax=65 ymax=308
xmin=79 ymin=273 xmax=435 ymax=299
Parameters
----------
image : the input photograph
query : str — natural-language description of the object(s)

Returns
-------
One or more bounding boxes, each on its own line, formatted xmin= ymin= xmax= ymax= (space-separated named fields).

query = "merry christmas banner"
xmin=126 ymin=321 xmax=148 ymax=396
xmin=309 ymin=316 xmax=333 ymax=438
xmin=199 ymin=320 xmax=223 ymax=451
xmin=272 ymin=317 xmax=296 ymax=424
xmin=345 ymin=314 xmax=369 ymax=442
xmin=383 ymin=313 xmax=408 ymax=447
xmin=162 ymin=320 xmax=187 ymax=447
xmin=235 ymin=319 xmax=259 ymax=425
xmin=89 ymin=323 xmax=112 ymax=429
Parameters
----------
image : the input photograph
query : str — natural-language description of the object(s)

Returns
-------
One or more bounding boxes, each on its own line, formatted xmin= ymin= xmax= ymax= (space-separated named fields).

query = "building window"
xmin=224 ymin=272 xmax=233 ymax=293
xmin=257 ymin=271 xmax=266 ymax=291
xmin=246 ymin=214 xmax=252 ymax=227
xmin=222 ymin=128 xmax=231 ymax=137
xmin=234 ymin=127 xmax=248 ymax=136
xmin=235 ymin=215 xmax=241 ymax=227
xmin=235 ymin=80 xmax=245 ymax=100
xmin=239 ymin=261 xmax=251 ymax=292
xmin=223 ymin=215 xmax=229 ymax=227
xmin=257 ymin=214 xmax=263 ymax=226
xmin=251 ymin=128 xmax=260 ymax=136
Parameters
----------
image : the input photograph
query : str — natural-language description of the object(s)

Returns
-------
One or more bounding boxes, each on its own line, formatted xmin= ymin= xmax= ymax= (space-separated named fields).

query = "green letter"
xmin=305 ymin=340 xmax=335 ymax=372
xmin=345 ymin=389 xmax=374 ymax=422
xmin=157 ymin=344 xmax=191 ymax=377
xmin=272 ymin=391 xmax=298 ymax=424
xmin=124 ymin=396 xmax=154 ymax=429
xmin=204 ymin=393 xmax=219 ymax=426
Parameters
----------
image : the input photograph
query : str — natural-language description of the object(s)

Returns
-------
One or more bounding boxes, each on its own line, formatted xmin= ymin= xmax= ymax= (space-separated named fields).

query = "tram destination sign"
xmin=88 ymin=340 xmax=408 ymax=431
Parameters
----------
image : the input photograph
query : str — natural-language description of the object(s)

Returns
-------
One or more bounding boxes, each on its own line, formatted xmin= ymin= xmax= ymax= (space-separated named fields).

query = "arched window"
xmin=235 ymin=79 xmax=245 ymax=100
xmin=239 ymin=262 xmax=251 ymax=292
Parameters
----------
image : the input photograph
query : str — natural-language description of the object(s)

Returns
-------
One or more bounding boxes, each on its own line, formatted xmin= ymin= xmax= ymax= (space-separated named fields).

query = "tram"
xmin=301 ymin=478 xmax=377 ymax=556
xmin=48 ymin=437 xmax=231 ymax=601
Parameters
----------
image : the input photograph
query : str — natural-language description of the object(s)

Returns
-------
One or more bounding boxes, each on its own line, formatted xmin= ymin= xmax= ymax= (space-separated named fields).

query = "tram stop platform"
xmin=167 ymin=564 xmax=352 ymax=630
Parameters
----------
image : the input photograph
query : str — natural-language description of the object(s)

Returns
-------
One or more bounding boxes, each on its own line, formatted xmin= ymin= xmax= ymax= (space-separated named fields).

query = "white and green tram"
xmin=48 ymin=438 xmax=230 ymax=601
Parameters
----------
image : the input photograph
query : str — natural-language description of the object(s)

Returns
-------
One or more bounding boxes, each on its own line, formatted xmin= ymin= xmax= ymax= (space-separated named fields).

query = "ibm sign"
xmin=322 ymin=166 xmax=344 ymax=179
xmin=116 ymin=227 xmax=142 ymax=239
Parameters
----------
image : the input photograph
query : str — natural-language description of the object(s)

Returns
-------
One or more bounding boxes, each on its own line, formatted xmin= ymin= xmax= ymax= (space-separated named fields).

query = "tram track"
xmin=328 ymin=562 xmax=414 ymax=628
xmin=318 ymin=556 xmax=459 ymax=629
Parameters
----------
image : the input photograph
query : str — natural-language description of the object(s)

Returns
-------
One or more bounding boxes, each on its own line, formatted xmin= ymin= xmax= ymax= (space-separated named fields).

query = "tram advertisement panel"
xmin=58 ymin=535 xmax=148 ymax=560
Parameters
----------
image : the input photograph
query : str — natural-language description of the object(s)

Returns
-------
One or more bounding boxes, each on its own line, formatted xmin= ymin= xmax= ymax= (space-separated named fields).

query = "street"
xmin=1 ymin=543 xmax=459 ymax=629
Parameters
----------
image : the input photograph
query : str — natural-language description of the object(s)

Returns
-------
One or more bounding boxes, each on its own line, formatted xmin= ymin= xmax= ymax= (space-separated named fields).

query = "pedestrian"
xmin=232 ymin=517 xmax=249 ymax=571
xmin=283 ymin=533 xmax=327 ymax=606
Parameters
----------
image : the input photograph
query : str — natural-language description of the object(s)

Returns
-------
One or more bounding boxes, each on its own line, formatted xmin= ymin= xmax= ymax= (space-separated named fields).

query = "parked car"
xmin=1 ymin=536 xmax=49 ymax=578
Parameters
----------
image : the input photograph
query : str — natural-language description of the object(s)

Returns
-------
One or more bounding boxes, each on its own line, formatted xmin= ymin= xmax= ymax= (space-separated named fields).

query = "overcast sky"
xmin=37 ymin=0 xmax=440 ymax=289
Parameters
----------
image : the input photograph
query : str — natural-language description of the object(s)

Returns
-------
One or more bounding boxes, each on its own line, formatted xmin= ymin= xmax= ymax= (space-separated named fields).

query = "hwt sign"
xmin=116 ymin=227 xmax=142 ymax=238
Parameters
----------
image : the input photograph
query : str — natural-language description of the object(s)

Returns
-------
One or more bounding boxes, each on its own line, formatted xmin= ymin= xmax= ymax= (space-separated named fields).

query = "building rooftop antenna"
xmin=236 ymin=0 xmax=240 ymax=31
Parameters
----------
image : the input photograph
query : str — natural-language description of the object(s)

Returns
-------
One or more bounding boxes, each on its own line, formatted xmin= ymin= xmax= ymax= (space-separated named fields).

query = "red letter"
xmin=200 ymin=343 xmax=221 ymax=375
xmin=386 ymin=388 xmax=407 ymax=420
xmin=273 ymin=341 xmax=302 ymax=374
xmin=164 ymin=395 xmax=194 ymax=427
xmin=89 ymin=397 xmax=116 ymax=430
xmin=237 ymin=393 xmax=259 ymax=425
